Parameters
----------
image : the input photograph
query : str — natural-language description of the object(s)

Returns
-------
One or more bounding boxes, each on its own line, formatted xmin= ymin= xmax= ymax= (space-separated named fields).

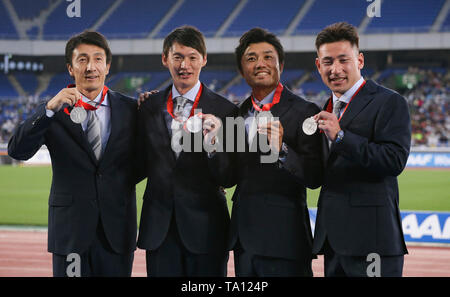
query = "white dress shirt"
xmin=245 ymin=87 xmax=277 ymax=140
xmin=332 ymin=77 xmax=365 ymax=118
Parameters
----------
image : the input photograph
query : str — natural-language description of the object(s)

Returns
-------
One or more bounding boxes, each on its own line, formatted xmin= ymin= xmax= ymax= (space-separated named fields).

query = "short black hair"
xmin=163 ymin=25 xmax=206 ymax=58
xmin=315 ymin=22 xmax=359 ymax=51
xmin=235 ymin=28 xmax=285 ymax=73
xmin=65 ymin=30 xmax=112 ymax=66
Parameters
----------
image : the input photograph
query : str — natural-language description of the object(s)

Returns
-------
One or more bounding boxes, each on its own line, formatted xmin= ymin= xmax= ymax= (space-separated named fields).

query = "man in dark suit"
xmin=8 ymin=31 xmax=143 ymax=277
xmin=312 ymin=22 xmax=411 ymax=277
xmin=227 ymin=28 xmax=327 ymax=277
xmin=137 ymin=26 xmax=238 ymax=277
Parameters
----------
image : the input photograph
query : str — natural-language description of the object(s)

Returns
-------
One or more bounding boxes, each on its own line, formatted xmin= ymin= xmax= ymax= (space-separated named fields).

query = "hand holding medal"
xmin=313 ymin=111 xmax=341 ymax=141
xmin=64 ymin=85 xmax=108 ymax=123
xmin=198 ymin=113 xmax=222 ymax=145
xmin=251 ymin=83 xmax=284 ymax=152
xmin=46 ymin=87 xmax=83 ymax=115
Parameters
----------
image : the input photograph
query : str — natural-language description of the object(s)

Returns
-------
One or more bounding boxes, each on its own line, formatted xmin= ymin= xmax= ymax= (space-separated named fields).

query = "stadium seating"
xmin=39 ymin=72 xmax=73 ymax=98
xmin=224 ymin=0 xmax=305 ymax=36
xmin=2 ymin=0 xmax=450 ymax=39
xmin=11 ymin=0 xmax=49 ymax=20
xmin=0 ymin=74 xmax=19 ymax=98
xmin=99 ymin=0 xmax=177 ymax=39
xmin=294 ymin=0 xmax=367 ymax=35
xmin=0 ymin=1 xmax=18 ymax=39
xmin=200 ymin=70 xmax=236 ymax=92
xmin=365 ymin=0 xmax=446 ymax=33
xmin=14 ymin=73 xmax=38 ymax=95
xmin=157 ymin=0 xmax=239 ymax=38
xmin=43 ymin=0 xmax=115 ymax=39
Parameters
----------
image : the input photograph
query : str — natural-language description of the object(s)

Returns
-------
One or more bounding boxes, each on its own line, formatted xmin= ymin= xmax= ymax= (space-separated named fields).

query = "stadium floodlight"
xmin=1 ymin=54 xmax=44 ymax=73
xmin=9 ymin=61 xmax=16 ymax=71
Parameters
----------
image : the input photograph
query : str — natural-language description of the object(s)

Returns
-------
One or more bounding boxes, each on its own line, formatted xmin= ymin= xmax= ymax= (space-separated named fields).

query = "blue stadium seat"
xmin=12 ymin=0 xmax=49 ymax=20
xmin=99 ymin=0 xmax=176 ymax=39
xmin=376 ymin=68 xmax=407 ymax=83
xmin=299 ymin=70 xmax=328 ymax=94
xmin=295 ymin=0 xmax=366 ymax=35
xmin=157 ymin=0 xmax=239 ymax=38
xmin=0 ymin=1 xmax=19 ymax=39
xmin=225 ymin=0 xmax=305 ymax=37
xmin=43 ymin=0 xmax=115 ymax=39
xmin=226 ymin=78 xmax=251 ymax=98
xmin=0 ymin=74 xmax=19 ymax=98
xmin=140 ymin=71 xmax=171 ymax=91
xmin=14 ymin=73 xmax=38 ymax=95
xmin=200 ymin=70 xmax=236 ymax=92
xmin=40 ymin=72 xmax=73 ymax=98
xmin=281 ymin=69 xmax=304 ymax=88
xmin=366 ymin=0 xmax=445 ymax=33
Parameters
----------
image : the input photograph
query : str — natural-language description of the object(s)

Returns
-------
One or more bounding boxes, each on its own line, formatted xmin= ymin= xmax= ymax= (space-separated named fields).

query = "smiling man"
xmin=312 ymin=22 xmax=412 ymax=277
xmin=227 ymin=28 xmax=327 ymax=277
xmin=8 ymin=31 xmax=144 ymax=276
xmin=137 ymin=26 xmax=238 ymax=277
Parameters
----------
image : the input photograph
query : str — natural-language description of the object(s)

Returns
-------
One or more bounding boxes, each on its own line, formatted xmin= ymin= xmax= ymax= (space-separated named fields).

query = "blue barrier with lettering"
xmin=406 ymin=152 xmax=450 ymax=168
xmin=309 ymin=209 xmax=450 ymax=244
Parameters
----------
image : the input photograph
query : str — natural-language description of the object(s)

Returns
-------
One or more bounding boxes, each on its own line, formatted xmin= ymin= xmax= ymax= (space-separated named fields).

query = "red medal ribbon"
xmin=325 ymin=80 xmax=366 ymax=121
xmin=166 ymin=83 xmax=203 ymax=121
xmin=63 ymin=84 xmax=109 ymax=115
xmin=251 ymin=82 xmax=284 ymax=112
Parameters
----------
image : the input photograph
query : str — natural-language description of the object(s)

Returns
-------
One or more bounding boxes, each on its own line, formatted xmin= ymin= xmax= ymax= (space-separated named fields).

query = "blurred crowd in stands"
xmin=404 ymin=68 xmax=449 ymax=147
xmin=1 ymin=69 xmax=449 ymax=148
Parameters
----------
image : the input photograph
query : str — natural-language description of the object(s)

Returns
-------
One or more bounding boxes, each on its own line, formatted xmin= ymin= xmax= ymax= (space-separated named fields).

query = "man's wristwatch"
xmin=335 ymin=130 xmax=345 ymax=143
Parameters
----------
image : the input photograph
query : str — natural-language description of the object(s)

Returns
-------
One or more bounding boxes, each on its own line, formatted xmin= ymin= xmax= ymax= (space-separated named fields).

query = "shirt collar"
xmin=81 ymin=87 xmax=108 ymax=106
xmin=253 ymin=87 xmax=277 ymax=106
xmin=172 ymin=80 xmax=201 ymax=102
xmin=332 ymin=77 xmax=365 ymax=104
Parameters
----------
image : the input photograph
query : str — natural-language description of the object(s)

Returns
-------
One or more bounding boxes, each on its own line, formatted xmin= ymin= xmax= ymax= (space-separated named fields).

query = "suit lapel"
xmin=270 ymin=86 xmax=293 ymax=120
xmin=338 ymin=80 xmax=376 ymax=129
xmin=55 ymin=108 xmax=98 ymax=164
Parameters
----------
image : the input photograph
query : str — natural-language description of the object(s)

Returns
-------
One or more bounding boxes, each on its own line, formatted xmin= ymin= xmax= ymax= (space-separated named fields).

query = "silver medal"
xmin=302 ymin=117 xmax=318 ymax=135
xmin=70 ymin=107 xmax=87 ymax=124
xmin=186 ymin=114 xmax=202 ymax=133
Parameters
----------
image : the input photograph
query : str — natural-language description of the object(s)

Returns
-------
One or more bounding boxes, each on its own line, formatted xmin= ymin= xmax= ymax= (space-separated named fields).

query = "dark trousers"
xmin=234 ymin=240 xmax=313 ymax=277
xmin=323 ymin=239 xmax=404 ymax=277
xmin=146 ymin=215 xmax=228 ymax=277
xmin=52 ymin=220 xmax=134 ymax=277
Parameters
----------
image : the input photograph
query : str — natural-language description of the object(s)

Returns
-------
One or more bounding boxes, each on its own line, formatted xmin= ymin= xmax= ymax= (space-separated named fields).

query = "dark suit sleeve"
xmin=134 ymin=104 xmax=152 ymax=184
xmin=333 ymin=92 xmax=411 ymax=177
xmin=281 ymin=102 xmax=327 ymax=189
xmin=8 ymin=103 xmax=52 ymax=160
